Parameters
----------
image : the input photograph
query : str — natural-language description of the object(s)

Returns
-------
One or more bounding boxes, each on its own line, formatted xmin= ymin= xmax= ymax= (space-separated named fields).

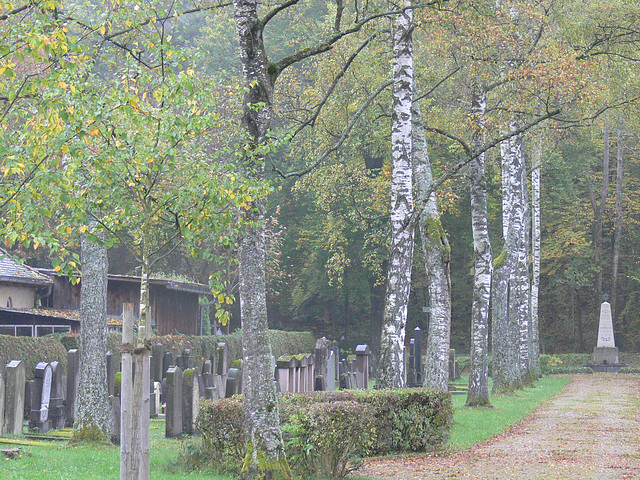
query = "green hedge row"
xmin=0 ymin=330 xmax=317 ymax=379
xmin=0 ymin=335 xmax=69 ymax=380
xmin=193 ymin=389 xmax=453 ymax=478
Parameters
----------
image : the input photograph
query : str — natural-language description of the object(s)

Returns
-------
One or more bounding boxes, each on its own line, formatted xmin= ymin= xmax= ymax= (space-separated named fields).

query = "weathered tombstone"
xmin=109 ymin=395 xmax=120 ymax=445
xmin=49 ymin=361 xmax=65 ymax=429
xmin=176 ymin=355 xmax=184 ymax=371
xmin=216 ymin=342 xmax=227 ymax=375
xmin=213 ymin=374 xmax=225 ymax=399
xmin=183 ymin=349 xmax=194 ymax=369
xmin=327 ymin=350 xmax=337 ymax=391
xmin=449 ymin=349 xmax=460 ymax=381
xmin=162 ymin=351 xmax=174 ymax=378
xmin=182 ymin=370 xmax=200 ymax=435
xmin=66 ymin=349 xmax=80 ymax=427
xmin=165 ymin=366 xmax=183 ymax=437
xmin=202 ymin=359 xmax=212 ymax=376
xmin=594 ymin=301 xmax=619 ymax=365
xmin=153 ymin=382 xmax=162 ymax=418
xmin=106 ymin=351 xmax=116 ymax=397
xmin=29 ymin=362 xmax=52 ymax=432
xmin=355 ymin=344 xmax=371 ymax=389
xmin=23 ymin=380 xmax=32 ymax=421
xmin=225 ymin=368 xmax=241 ymax=397
xmin=315 ymin=338 xmax=330 ymax=391
xmin=151 ymin=344 xmax=165 ymax=384
xmin=4 ymin=360 xmax=26 ymax=436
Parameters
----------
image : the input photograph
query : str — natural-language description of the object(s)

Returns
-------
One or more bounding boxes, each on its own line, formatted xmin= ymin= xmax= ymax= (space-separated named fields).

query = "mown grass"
xmin=448 ymin=374 xmax=570 ymax=450
xmin=0 ymin=376 xmax=570 ymax=480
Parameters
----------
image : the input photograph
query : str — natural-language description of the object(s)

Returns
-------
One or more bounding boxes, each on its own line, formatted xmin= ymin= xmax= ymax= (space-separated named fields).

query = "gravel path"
xmin=357 ymin=374 xmax=640 ymax=479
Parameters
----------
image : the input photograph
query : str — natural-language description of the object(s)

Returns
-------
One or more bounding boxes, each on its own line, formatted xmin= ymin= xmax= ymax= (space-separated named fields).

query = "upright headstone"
xmin=109 ymin=395 xmax=120 ymax=445
xmin=49 ymin=361 xmax=65 ymax=429
xmin=163 ymin=351 xmax=174 ymax=378
xmin=225 ymin=368 xmax=241 ymax=397
xmin=315 ymin=338 xmax=330 ymax=391
xmin=183 ymin=349 xmax=194 ymax=369
xmin=29 ymin=362 xmax=52 ymax=433
xmin=106 ymin=351 xmax=116 ymax=397
xmin=165 ymin=366 xmax=183 ymax=437
xmin=407 ymin=338 xmax=417 ymax=386
xmin=355 ymin=344 xmax=371 ymax=389
xmin=4 ymin=360 xmax=25 ymax=436
xmin=414 ymin=327 xmax=423 ymax=385
xmin=327 ymin=349 xmax=336 ymax=391
xmin=217 ymin=342 xmax=228 ymax=375
xmin=182 ymin=369 xmax=200 ymax=435
xmin=151 ymin=344 xmax=165 ymax=384
xmin=66 ymin=349 xmax=80 ymax=427
xmin=593 ymin=301 xmax=619 ymax=365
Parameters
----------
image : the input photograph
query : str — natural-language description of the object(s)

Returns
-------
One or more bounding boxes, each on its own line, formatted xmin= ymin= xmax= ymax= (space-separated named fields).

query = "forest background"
xmin=2 ymin=0 xmax=639 ymax=359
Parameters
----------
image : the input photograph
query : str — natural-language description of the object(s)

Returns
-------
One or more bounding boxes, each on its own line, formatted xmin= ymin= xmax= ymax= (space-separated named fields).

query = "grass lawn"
xmin=0 ymin=376 xmax=570 ymax=479
xmin=448 ymin=374 xmax=571 ymax=450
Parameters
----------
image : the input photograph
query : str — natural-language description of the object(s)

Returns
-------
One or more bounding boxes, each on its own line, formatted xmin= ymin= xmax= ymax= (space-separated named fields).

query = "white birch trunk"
xmin=74 ymin=224 xmax=111 ymax=441
xmin=530 ymin=139 xmax=542 ymax=376
xmin=377 ymin=2 xmax=414 ymax=389
xmin=467 ymin=87 xmax=492 ymax=406
xmin=412 ymin=95 xmax=451 ymax=392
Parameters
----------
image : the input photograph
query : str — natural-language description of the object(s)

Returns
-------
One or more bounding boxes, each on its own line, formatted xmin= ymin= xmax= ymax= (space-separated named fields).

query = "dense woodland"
xmin=1 ymin=0 xmax=639 ymax=476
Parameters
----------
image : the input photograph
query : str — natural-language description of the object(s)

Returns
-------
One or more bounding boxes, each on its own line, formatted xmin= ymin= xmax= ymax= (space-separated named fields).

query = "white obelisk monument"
xmin=593 ymin=301 xmax=619 ymax=365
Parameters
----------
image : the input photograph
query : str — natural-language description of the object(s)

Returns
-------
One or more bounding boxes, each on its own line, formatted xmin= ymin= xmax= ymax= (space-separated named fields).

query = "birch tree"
xmin=377 ymin=0 xmax=414 ymax=389
xmin=466 ymin=85 xmax=492 ymax=406
xmin=412 ymin=94 xmax=451 ymax=391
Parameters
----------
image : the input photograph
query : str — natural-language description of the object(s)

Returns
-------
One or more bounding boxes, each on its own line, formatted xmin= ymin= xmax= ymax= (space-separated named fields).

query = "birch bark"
xmin=412 ymin=95 xmax=451 ymax=392
xmin=466 ymin=86 xmax=492 ymax=406
xmin=74 ymin=224 xmax=111 ymax=441
xmin=377 ymin=2 xmax=414 ymax=389
xmin=529 ymin=139 xmax=542 ymax=376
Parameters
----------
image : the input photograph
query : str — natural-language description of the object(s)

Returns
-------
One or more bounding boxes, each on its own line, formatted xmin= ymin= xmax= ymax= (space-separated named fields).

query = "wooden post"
xmin=120 ymin=303 xmax=151 ymax=480
xmin=121 ymin=303 xmax=134 ymax=479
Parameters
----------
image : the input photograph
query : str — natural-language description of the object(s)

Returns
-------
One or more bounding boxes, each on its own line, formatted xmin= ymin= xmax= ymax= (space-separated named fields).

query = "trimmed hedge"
xmin=0 ymin=335 xmax=68 ymax=380
xmin=194 ymin=389 xmax=453 ymax=478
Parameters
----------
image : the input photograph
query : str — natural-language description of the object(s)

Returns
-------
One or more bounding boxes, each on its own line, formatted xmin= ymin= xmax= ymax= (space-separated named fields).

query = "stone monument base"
xmin=593 ymin=346 xmax=619 ymax=365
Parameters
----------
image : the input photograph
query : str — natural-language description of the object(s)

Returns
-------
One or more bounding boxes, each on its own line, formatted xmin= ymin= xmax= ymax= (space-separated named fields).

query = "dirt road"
xmin=358 ymin=374 xmax=640 ymax=479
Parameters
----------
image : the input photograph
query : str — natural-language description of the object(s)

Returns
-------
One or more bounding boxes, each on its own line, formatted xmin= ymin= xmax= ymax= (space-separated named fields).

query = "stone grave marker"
xmin=355 ymin=344 xmax=371 ymax=389
xmin=225 ymin=368 xmax=241 ymax=397
xmin=29 ymin=362 xmax=52 ymax=433
xmin=49 ymin=361 xmax=65 ymax=429
xmin=216 ymin=342 xmax=227 ymax=375
xmin=109 ymin=395 xmax=120 ymax=445
xmin=182 ymin=369 xmax=200 ymax=435
xmin=162 ymin=351 xmax=174 ymax=378
xmin=66 ymin=349 xmax=80 ymax=427
xmin=165 ymin=366 xmax=183 ymax=437
xmin=4 ymin=360 xmax=26 ymax=436
xmin=151 ymin=344 xmax=165 ymax=384
xmin=594 ymin=301 xmax=619 ymax=365
xmin=106 ymin=351 xmax=116 ymax=396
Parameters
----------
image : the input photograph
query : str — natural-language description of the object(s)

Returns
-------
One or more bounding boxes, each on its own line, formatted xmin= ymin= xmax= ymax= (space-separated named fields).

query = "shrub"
xmin=193 ymin=389 xmax=453 ymax=478
xmin=0 ymin=335 xmax=68 ymax=379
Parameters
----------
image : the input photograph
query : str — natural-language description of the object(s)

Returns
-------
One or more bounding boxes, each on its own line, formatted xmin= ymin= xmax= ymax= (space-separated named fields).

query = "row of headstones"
xmin=0 ymin=357 xmax=70 ymax=437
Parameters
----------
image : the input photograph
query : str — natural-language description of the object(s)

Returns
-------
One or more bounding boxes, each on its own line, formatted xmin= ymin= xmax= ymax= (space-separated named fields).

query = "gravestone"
xmin=183 ymin=349 xmax=194 ymax=369
xmin=414 ymin=327 xmax=423 ymax=385
xmin=449 ymin=349 xmax=460 ymax=381
xmin=163 ymin=351 xmax=174 ymax=379
xmin=315 ymin=338 xmax=330 ymax=391
xmin=165 ymin=366 xmax=183 ymax=437
xmin=225 ymin=368 xmax=241 ymax=397
xmin=49 ymin=361 xmax=65 ymax=429
xmin=29 ymin=362 xmax=52 ymax=432
xmin=407 ymin=338 xmax=417 ymax=386
xmin=327 ymin=349 xmax=337 ymax=391
xmin=176 ymin=355 xmax=184 ymax=370
xmin=4 ymin=360 xmax=26 ymax=436
xmin=109 ymin=395 xmax=120 ymax=445
xmin=151 ymin=344 xmax=165 ymax=384
xmin=593 ymin=301 xmax=619 ymax=365
xmin=355 ymin=344 xmax=371 ymax=389
xmin=66 ymin=349 xmax=80 ymax=427
xmin=216 ymin=342 xmax=227 ymax=375
xmin=182 ymin=370 xmax=200 ymax=435
xmin=106 ymin=351 xmax=116 ymax=396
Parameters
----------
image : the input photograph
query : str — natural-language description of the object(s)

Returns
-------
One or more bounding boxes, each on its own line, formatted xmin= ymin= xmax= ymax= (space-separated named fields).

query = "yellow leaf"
xmin=34 ymin=241 xmax=40 ymax=250
xmin=59 ymin=81 xmax=67 ymax=90
xmin=66 ymin=227 xmax=72 ymax=234
xmin=54 ymin=265 xmax=62 ymax=272
xmin=100 ymin=25 xmax=106 ymax=35
xmin=79 ymin=225 xmax=88 ymax=233
xmin=89 ymin=128 xmax=99 ymax=136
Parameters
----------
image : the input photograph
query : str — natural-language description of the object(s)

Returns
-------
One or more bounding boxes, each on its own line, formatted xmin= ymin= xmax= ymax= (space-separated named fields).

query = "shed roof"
xmin=0 ymin=249 xmax=53 ymax=286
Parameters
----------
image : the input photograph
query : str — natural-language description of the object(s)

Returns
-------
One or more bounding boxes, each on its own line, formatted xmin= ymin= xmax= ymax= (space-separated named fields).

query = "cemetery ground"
xmin=3 ymin=374 xmax=636 ymax=480
xmin=358 ymin=373 xmax=640 ymax=480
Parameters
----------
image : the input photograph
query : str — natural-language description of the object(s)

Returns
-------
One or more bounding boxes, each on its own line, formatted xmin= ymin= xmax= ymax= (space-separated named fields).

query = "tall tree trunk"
xmin=377 ymin=2 xmax=414 ymax=389
xmin=233 ymin=0 xmax=290 ymax=476
xmin=467 ymin=86 xmax=492 ymax=406
xmin=529 ymin=139 xmax=542 ymax=377
xmin=73 ymin=224 xmax=110 ymax=442
xmin=593 ymin=124 xmax=610 ymax=300
xmin=412 ymin=93 xmax=451 ymax=392
xmin=492 ymin=120 xmax=524 ymax=394
xmin=611 ymin=122 xmax=624 ymax=338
